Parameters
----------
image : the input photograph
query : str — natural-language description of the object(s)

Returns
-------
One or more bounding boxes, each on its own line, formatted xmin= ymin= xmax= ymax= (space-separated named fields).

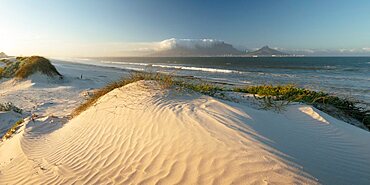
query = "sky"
xmin=1 ymin=0 xmax=370 ymax=57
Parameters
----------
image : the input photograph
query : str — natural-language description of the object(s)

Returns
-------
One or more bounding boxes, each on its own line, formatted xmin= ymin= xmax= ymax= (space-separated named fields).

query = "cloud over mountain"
xmin=119 ymin=40 xmax=370 ymax=57
xmin=149 ymin=38 xmax=244 ymax=56
xmin=158 ymin=38 xmax=227 ymax=50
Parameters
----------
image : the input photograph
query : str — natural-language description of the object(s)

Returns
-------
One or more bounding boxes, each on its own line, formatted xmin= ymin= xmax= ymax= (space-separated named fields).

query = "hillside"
xmin=0 ymin=56 xmax=62 ymax=79
xmin=0 ymin=80 xmax=318 ymax=184
xmin=247 ymin=46 xmax=289 ymax=56
xmin=150 ymin=38 xmax=245 ymax=57
xmin=1 ymin=66 xmax=370 ymax=184
xmin=0 ymin=52 xmax=8 ymax=58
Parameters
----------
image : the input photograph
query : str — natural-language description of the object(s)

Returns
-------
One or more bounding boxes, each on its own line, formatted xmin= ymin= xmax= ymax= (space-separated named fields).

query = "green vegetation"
xmin=1 ymin=59 xmax=11 ymax=65
xmin=73 ymin=72 xmax=369 ymax=130
xmin=174 ymin=81 xmax=224 ymax=96
xmin=234 ymin=85 xmax=370 ymax=128
xmin=15 ymin=56 xmax=62 ymax=79
xmin=0 ymin=60 xmax=21 ymax=78
xmin=1 ymin=119 xmax=24 ymax=141
xmin=0 ymin=102 xmax=23 ymax=114
xmin=0 ymin=56 xmax=62 ymax=79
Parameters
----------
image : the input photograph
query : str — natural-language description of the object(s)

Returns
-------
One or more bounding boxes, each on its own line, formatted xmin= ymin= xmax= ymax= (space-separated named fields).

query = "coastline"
xmin=1 ymin=58 xmax=370 ymax=184
xmin=52 ymin=57 xmax=370 ymax=105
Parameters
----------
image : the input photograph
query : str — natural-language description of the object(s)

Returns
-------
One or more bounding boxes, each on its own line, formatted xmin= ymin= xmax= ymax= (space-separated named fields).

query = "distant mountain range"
xmin=0 ymin=52 xmax=7 ymax=58
xmin=149 ymin=39 xmax=289 ymax=57
xmin=246 ymin=46 xmax=289 ymax=56
xmin=149 ymin=39 xmax=244 ymax=57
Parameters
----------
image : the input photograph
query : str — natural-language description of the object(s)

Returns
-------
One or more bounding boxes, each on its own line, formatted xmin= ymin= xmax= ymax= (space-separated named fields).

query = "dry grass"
xmin=0 ymin=56 xmax=62 ymax=79
xmin=0 ymin=67 xmax=4 ymax=77
xmin=0 ymin=61 xmax=21 ymax=78
xmin=234 ymin=85 xmax=370 ymax=129
xmin=1 ymin=119 xmax=24 ymax=141
xmin=72 ymin=72 xmax=369 ymax=130
xmin=0 ymin=102 xmax=23 ymax=114
xmin=15 ymin=56 xmax=62 ymax=79
xmin=174 ymin=81 xmax=224 ymax=96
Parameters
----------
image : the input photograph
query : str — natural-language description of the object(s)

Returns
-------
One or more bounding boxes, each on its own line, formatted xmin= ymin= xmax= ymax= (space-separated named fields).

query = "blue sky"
xmin=1 ymin=0 xmax=370 ymax=56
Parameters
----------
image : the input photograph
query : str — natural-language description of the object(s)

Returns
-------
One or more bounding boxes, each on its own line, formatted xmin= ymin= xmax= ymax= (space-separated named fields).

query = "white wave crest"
xmin=152 ymin=64 xmax=241 ymax=73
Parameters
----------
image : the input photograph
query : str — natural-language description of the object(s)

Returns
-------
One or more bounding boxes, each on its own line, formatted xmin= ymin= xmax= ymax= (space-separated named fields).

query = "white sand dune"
xmin=0 ymin=80 xmax=319 ymax=184
xmin=1 ymin=61 xmax=370 ymax=184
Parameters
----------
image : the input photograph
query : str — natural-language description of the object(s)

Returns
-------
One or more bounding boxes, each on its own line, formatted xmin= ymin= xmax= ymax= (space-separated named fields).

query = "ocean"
xmin=62 ymin=57 xmax=370 ymax=105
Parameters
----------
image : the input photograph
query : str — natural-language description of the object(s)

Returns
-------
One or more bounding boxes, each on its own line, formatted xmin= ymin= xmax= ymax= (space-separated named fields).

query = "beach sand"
xmin=0 ymin=59 xmax=370 ymax=184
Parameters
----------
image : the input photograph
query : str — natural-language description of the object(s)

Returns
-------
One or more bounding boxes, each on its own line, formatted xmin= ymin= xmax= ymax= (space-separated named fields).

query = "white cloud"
xmin=158 ymin=38 xmax=224 ymax=50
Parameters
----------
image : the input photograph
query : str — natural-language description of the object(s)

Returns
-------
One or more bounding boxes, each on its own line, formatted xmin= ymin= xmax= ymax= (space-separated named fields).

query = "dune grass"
xmin=234 ymin=85 xmax=370 ymax=128
xmin=0 ymin=56 xmax=62 ymax=79
xmin=15 ymin=56 xmax=62 ymax=79
xmin=0 ymin=102 xmax=23 ymax=114
xmin=1 ymin=119 xmax=24 ymax=141
xmin=174 ymin=81 xmax=224 ymax=96
xmin=72 ymin=72 xmax=369 ymax=130
xmin=0 ymin=60 xmax=21 ymax=78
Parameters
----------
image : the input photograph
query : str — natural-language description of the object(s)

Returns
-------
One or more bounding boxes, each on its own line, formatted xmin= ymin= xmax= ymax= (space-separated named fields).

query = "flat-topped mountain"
xmin=149 ymin=39 xmax=291 ymax=57
xmin=150 ymin=38 xmax=245 ymax=57
xmin=247 ymin=46 xmax=289 ymax=56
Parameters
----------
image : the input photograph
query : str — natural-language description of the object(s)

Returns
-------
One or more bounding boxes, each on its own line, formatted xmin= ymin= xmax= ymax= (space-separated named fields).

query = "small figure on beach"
xmin=31 ymin=114 xmax=38 ymax=122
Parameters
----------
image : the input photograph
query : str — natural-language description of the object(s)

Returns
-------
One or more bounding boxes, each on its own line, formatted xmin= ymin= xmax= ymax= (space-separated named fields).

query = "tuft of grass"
xmin=0 ymin=60 xmax=21 ymax=78
xmin=72 ymin=71 xmax=228 ymax=117
xmin=0 ymin=102 xmax=23 ymax=114
xmin=0 ymin=67 xmax=4 ymax=77
xmin=174 ymin=81 xmax=224 ymax=96
xmin=16 ymin=56 xmax=27 ymax=61
xmin=72 ymin=72 xmax=369 ymax=130
xmin=129 ymin=72 xmax=174 ymax=89
xmin=1 ymin=119 xmax=24 ymax=141
xmin=15 ymin=56 xmax=62 ymax=79
xmin=234 ymin=85 xmax=370 ymax=128
xmin=0 ymin=56 xmax=62 ymax=79
xmin=0 ymin=59 xmax=11 ymax=65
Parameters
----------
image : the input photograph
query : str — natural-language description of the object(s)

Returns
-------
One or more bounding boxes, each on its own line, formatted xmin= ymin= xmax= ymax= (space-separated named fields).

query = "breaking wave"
xmin=101 ymin=61 xmax=243 ymax=73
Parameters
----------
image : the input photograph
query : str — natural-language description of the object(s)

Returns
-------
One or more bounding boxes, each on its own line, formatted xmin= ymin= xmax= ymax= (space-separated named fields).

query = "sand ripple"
xmin=0 ymin=81 xmax=320 ymax=184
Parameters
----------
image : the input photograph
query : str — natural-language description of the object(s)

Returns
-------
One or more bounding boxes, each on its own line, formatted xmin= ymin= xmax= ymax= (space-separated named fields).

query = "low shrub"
xmin=0 ymin=102 xmax=23 ymax=114
xmin=15 ymin=56 xmax=62 ymax=79
xmin=0 ymin=56 xmax=62 ymax=79
xmin=174 ymin=81 xmax=224 ymax=96
xmin=0 ymin=61 xmax=21 ymax=78
xmin=234 ymin=85 xmax=370 ymax=128
xmin=72 ymin=72 xmax=369 ymax=130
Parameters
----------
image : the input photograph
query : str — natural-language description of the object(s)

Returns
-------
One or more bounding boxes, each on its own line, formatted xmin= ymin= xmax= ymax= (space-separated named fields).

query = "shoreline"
xmin=48 ymin=56 xmax=370 ymax=105
xmin=1 ymin=58 xmax=370 ymax=184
